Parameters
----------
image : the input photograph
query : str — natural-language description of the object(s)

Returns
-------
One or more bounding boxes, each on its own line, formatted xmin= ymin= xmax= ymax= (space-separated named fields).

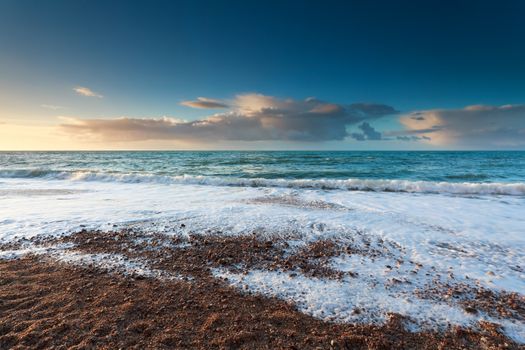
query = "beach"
xmin=3 ymin=0 xmax=525 ymax=346
xmin=1 ymin=230 xmax=522 ymax=349
xmin=0 ymin=151 xmax=524 ymax=348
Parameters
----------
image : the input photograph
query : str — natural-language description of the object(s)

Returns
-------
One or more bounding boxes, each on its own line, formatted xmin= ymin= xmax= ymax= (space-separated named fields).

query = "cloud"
xmin=384 ymin=126 xmax=442 ymax=139
xmin=180 ymin=97 xmax=229 ymax=109
xmin=400 ymin=104 xmax=525 ymax=147
xmin=73 ymin=86 xmax=103 ymax=98
xmin=41 ymin=104 xmax=65 ymax=110
xmin=348 ymin=103 xmax=400 ymax=117
xmin=60 ymin=94 xmax=397 ymax=143
xmin=396 ymin=135 xmax=431 ymax=141
xmin=350 ymin=122 xmax=382 ymax=141
xmin=60 ymin=117 xmax=184 ymax=142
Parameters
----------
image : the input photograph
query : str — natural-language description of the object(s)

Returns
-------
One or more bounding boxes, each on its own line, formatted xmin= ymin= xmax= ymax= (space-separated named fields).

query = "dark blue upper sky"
xmin=0 ymin=0 xmax=524 ymax=149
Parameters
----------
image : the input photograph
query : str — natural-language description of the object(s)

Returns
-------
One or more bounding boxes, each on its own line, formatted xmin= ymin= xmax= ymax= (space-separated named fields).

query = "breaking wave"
xmin=1 ymin=169 xmax=524 ymax=196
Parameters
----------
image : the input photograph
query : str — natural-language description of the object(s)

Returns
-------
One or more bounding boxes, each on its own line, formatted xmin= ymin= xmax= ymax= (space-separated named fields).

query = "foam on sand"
xmin=213 ymin=267 xmax=525 ymax=343
xmin=1 ymin=176 xmax=524 ymax=342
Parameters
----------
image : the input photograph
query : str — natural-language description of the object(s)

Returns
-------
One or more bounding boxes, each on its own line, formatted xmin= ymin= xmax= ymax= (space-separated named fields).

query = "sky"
xmin=0 ymin=0 xmax=524 ymax=150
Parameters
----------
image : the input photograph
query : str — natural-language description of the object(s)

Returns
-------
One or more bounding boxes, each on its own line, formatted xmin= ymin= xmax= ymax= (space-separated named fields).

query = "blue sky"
xmin=0 ymin=0 xmax=524 ymax=150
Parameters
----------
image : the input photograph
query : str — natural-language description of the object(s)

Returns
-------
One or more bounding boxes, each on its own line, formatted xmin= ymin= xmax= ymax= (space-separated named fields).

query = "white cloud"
xmin=73 ymin=86 xmax=103 ymax=98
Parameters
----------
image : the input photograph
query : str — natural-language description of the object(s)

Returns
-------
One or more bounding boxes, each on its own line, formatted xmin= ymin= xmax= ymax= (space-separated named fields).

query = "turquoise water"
xmin=0 ymin=151 xmax=524 ymax=183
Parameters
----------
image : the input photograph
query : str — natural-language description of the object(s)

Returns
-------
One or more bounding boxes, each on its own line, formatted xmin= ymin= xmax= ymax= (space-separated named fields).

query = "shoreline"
xmin=1 ymin=229 xmax=523 ymax=349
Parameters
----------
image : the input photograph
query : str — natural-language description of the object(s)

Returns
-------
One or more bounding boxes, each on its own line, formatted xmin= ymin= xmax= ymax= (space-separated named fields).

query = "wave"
xmin=1 ymin=169 xmax=525 ymax=195
xmin=444 ymin=173 xmax=489 ymax=180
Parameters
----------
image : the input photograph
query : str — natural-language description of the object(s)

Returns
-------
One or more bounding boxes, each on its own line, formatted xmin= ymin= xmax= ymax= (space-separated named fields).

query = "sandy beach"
xmin=1 ymin=228 xmax=523 ymax=349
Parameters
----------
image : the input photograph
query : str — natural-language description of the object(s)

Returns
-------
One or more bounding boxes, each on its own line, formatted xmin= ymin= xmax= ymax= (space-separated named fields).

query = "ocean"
xmin=1 ymin=151 xmax=524 ymax=341
xmin=1 ymin=151 xmax=525 ymax=193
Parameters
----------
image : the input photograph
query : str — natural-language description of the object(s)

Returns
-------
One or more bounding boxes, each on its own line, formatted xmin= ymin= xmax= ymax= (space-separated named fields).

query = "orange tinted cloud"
xmin=61 ymin=95 xmax=397 ymax=142
xmin=399 ymin=105 xmax=525 ymax=147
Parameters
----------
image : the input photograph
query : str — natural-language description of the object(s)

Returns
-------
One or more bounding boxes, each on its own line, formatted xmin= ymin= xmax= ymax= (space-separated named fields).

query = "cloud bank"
xmin=400 ymin=104 xmax=525 ymax=147
xmin=59 ymin=91 xmax=524 ymax=149
xmin=61 ymin=94 xmax=397 ymax=142
xmin=73 ymin=86 xmax=103 ymax=98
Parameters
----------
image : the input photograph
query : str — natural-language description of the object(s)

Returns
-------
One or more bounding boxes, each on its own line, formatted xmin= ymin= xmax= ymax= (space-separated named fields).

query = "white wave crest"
xmin=1 ymin=170 xmax=524 ymax=195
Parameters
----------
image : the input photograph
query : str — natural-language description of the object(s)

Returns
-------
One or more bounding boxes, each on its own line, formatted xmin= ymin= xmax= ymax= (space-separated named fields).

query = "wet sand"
xmin=0 ymin=230 xmax=522 ymax=349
